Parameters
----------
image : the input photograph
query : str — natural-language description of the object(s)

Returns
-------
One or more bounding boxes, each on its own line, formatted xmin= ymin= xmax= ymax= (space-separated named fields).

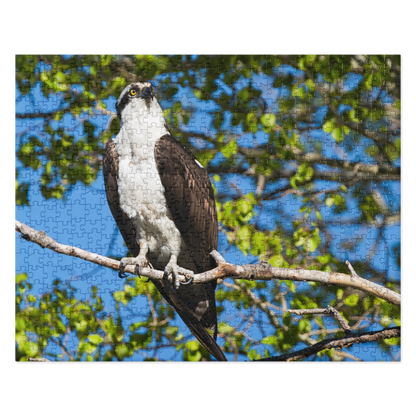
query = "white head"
xmin=115 ymin=81 xmax=164 ymax=124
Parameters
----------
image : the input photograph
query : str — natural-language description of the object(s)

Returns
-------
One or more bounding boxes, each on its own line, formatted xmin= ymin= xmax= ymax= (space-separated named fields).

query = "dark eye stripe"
xmin=116 ymin=83 xmax=153 ymax=117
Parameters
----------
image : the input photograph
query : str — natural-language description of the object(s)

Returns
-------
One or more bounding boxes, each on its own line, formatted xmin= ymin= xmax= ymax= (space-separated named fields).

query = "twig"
xmin=256 ymin=174 xmax=266 ymax=196
xmin=255 ymin=326 xmax=400 ymax=361
xmin=287 ymin=305 xmax=351 ymax=334
xmin=146 ymin=290 xmax=158 ymax=326
xmin=222 ymin=281 xmax=281 ymax=328
xmin=15 ymin=220 xmax=401 ymax=306
xmin=95 ymin=317 xmax=111 ymax=344
xmin=346 ymin=260 xmax=358 ymax=277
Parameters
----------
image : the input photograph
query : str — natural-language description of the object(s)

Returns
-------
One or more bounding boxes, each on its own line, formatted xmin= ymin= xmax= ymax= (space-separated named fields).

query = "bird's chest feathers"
xmin=113 ymin=118 xmax=182 ymax=259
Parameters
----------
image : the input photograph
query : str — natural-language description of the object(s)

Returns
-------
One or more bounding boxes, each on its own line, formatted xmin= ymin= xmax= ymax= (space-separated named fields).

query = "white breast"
xmin=114 ymin=98 xmax=183 ymax=266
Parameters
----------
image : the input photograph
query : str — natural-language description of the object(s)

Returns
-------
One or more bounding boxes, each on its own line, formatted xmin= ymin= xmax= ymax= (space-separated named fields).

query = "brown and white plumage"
xmin=103 ymin=82 xmax=226 ymax=361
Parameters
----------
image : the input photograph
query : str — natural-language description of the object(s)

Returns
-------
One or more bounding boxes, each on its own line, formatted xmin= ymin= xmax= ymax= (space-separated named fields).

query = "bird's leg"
xmin=135 ymin=240 xmax=150 ymax=276
xmin=163 ymin=254 xmax=194 ymax=289
xmin=118 ymin=240 xmax=149 ymax=278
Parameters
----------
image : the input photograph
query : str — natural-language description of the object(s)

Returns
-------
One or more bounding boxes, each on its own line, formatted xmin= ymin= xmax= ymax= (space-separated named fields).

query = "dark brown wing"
xmin=103 ymin=139 xmax=226 ymax=361
xmin=154 ymin=134 xmax=218 ymax=272
xmin=154 ymin=134 xmax=219 ymax=330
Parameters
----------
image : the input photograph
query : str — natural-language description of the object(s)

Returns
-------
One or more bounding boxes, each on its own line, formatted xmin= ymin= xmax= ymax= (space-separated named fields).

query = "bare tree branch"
xmin=237 ymin=146 xmax=401 ymax=177
xmin=15 ymin=220 xmax=401 ymax=306
xmin=255 ymin=326 xmax=400 ymax=362
xmin=209 ymin=163 xmax=400 ymax=182
xmin=346 ymin=260 xmax=359 ymax=277
xmin=287 ymin=305 xmax=352 ymax=334
xmin=16 ymin=220 xmax=121 ymax=272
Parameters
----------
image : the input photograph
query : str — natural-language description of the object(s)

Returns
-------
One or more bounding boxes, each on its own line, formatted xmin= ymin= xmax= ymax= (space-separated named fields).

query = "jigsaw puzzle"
xmin=15 ymin=55 xmax=401 ymax=361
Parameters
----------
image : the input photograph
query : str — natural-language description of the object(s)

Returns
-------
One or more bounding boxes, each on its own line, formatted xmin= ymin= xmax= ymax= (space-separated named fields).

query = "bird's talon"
xmin=118 ymin=271 xmax=128 ymax=279
xmin=118 ymin=261 xmax=128 ymax=278
xmin=180 ymin=275 xmax=194 ymax=285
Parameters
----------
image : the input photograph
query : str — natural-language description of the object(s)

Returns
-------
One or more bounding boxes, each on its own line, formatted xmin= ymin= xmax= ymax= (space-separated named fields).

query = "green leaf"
xmin=186 ymin=341 xmax=200 ymax=352
xmin=261 ymin=113 xmax=276 ymax=132
xmin=251 ymin=232 xmax=267 ymax=256
xmin=380 ymin=316 xmax=391 ymax=327
xmin=218 ymin=323 xmax=234 ymax=334
xmin=16 ymin=273 xmax=28 ymax=284
xmin=305 ymin=239 xmax=317 ymax=252
xmin=394 ymin=100 xmax=400 ymax=110
xmin=184 ymin=340 xmax=205 ymax=360
xmin=115 ymin=345 xmax=130 ymax=360
xmin=88 ymin=334 xmax=104 ymax=345
xmin=27 ymin=294 xmax=36 ymax=303
xmin=82 ymin=342 xmax=97 ymax=355
xmin=331 ymin=127 xmax=343 ymax=142
xmin=164 ymin=326 xmax=178 ymax=336
xmin=269 ymin=255 xmax=287 ymax=268
xmin=236 ymin=225 xmax=251 ymax=255
xmin=221 ymin=140 xmax=237 ymax=159
xmin=248 ymin=350 xmax=257 ymax=361
xmin=345 ymin=294 xmax=359 ymax=307
xmin=322 ymin=119 xmax=336 ymax=133
xmin=262 ymin=336 xmax=278 ymax=346
xmin=325 ymin=197 xmax=334 ymax=207
xmin=363 ymin=73 xmax=373 ymax=91
xmin=299 ymin=318 xmax=311 ymax=334
xmin=383 ymin=337 xmax=399 ymax=346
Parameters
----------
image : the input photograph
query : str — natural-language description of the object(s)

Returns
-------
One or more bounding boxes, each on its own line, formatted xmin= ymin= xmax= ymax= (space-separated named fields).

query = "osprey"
xmin=103 ymin=81 xmax=226 ymax=361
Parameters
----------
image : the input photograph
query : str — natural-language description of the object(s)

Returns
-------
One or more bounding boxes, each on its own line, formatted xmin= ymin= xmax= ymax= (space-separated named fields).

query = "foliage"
xmin=16 ymin=273 xmax=213 ymax=361
xmin=16 ymin=55 xmax=400 ymax=361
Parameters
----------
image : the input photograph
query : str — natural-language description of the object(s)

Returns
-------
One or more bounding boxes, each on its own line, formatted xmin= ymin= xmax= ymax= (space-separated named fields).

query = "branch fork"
xmin=15 ymin=221 xmax=401 ymax=306
xmin=15 ymin=220 xmax=401 ymax=362
xmin=287 ymin=305 xmax=352 ymax=335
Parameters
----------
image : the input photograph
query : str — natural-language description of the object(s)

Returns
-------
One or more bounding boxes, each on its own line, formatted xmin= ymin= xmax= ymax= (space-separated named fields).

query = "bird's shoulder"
xmin=154 ymin=134 xmax=208 ymax=180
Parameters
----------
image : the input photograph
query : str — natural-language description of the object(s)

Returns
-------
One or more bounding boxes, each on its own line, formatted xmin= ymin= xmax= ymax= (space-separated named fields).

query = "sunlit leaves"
xmin=244 ymin=112 xmax=258 ymax=133
xmin=269 ymin=254 xmax=288 ymax=268
xmin=325 ymin=194 xmax=346 ymax=213
xmin=359 ymin=195 xmax=382 ymax=222
xmin=220 ymin=196 xmax=256 ymax=230
xmin=251 ymin=232 xmax=267 ymax=256
xmin=15 ymin=275 xmax=200 ymax=361
xmin=17 ymin=120 xmax=103 ymax=203
xmin=299 ymin=319 xmax=312 ymax=334
xmin=221 ymin=140 xmax=237 ymax=159
xmin=291 ymin=294 xmax=318 ymax=311
xmin=290 ymin=163 xmax=314 ymax=188
xmin=345 ymin=294 xmax=359 ymax=307
xmin=261 ymin=113 xmax=276 ymax=133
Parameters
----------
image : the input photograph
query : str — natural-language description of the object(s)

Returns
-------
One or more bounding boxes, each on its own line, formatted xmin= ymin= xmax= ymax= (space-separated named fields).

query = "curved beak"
xmin=141 ymin=87 xmax=153 ymax=100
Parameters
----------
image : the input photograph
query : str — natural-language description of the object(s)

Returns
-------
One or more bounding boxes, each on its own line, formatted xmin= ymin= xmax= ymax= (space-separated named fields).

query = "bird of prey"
xmin=103 ymin=81 xmax=227 ymax=361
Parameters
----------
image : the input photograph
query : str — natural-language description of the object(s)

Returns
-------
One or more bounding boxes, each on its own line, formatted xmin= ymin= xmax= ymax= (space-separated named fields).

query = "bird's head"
xmin=115 ymin=81 xmax=161 ymax=121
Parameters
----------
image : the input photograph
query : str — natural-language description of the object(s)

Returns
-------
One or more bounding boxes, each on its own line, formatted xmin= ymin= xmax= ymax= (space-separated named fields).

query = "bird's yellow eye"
xmin=130 ymin=89 xmax=137 ymax=96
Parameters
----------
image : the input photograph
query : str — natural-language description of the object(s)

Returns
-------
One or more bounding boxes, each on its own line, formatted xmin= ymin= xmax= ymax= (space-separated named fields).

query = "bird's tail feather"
xmin=153 ymin=280 xmax=227 ymax=361
xmin=175 ymin=309 xmax=227 ymax=362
